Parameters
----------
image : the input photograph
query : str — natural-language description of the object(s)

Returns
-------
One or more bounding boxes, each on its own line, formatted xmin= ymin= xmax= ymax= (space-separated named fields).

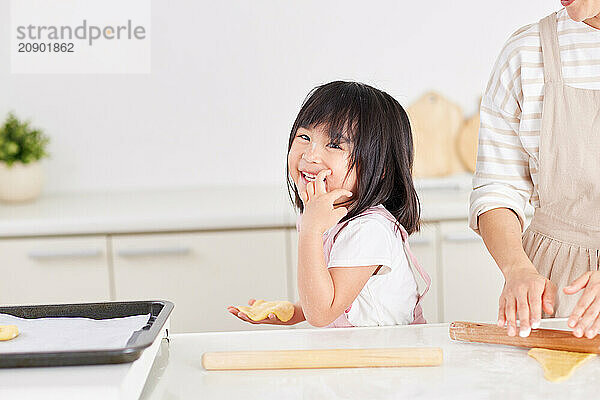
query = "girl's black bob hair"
xmin=286 ymin=80 xmax=421 ymax=234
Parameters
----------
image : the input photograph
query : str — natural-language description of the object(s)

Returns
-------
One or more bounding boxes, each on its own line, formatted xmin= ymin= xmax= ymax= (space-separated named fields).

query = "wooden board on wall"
xmin=457 ymin=112 xmax=480 ymax=173
xmin=408 ymin=92 xmax=464 ymax=178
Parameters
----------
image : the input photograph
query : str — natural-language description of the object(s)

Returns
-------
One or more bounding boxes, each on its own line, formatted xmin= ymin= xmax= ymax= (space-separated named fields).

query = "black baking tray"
xmin=0 ymin=300 xmax=174 ymax=368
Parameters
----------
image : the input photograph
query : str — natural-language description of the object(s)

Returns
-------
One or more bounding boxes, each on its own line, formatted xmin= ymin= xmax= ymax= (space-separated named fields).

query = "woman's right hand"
xmin=227 ymin=299 xmax=302 ymax=325
xmin=498 ymin=261 xmax=557 ymax=337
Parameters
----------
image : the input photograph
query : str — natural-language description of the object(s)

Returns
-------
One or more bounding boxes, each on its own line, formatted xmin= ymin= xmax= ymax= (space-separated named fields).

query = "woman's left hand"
xmin=564 ymin=271 xmax=600 ymax=338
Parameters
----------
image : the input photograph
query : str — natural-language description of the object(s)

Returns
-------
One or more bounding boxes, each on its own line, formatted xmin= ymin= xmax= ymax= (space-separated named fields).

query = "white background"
xmin=0 ymin=0 xmax=557 ymax=194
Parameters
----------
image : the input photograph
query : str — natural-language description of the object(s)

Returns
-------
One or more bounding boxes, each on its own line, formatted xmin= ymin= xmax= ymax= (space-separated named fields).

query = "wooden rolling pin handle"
xmin=202 ymin=347 xmax=443 ymax=370
xmin=449 ymin=321 xmax=600 ymax=354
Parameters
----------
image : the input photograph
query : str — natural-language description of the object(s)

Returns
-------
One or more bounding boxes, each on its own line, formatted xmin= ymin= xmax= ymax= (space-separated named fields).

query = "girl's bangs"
xmin=295 ymin=86 xmax=362 ymax=144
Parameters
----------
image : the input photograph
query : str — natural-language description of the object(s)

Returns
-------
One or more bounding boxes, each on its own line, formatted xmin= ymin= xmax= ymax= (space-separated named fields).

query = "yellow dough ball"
xmin=237 ymin=300 xmax=294 ymax=322
xmin=0 ymin=325 xmax=19 ymax=341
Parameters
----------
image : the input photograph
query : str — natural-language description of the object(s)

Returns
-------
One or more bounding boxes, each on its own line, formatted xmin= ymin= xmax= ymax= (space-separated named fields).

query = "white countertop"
xmin=139 ymin=319 xmax=598 ymax=399
xmin=0 ymin=182 xmax=475 ymax=238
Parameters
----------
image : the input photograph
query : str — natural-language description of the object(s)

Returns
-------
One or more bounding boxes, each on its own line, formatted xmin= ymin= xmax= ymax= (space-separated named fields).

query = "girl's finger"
xmin=307 ymin=182 xmax=315 ymax=200
xmin=564 ymin=272 xmax=592 ymax=295
xmin=325 ymin=189 xmax=353 ymax=203
xmin=237 ymin=312 xmax=258 ymax=324
xmin=300 ymin=190 xmax=308 ymax=205
xmin=248 ymin=299 xmax=256 ymax=306
xmin=314 ymin=170 xmax=331 ymax=196
xmin=333 ymin=206 xmax=348 ymax=221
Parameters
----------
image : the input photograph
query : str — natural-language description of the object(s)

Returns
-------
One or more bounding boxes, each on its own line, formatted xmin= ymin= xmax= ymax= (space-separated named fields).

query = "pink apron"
xmin=297 ymin=206 xmax=431 ymax=327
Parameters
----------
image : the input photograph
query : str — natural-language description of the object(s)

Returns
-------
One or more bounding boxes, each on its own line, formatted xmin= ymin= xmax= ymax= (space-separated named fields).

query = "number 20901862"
xmin=18 ymin=42 xmax=74 ymax=53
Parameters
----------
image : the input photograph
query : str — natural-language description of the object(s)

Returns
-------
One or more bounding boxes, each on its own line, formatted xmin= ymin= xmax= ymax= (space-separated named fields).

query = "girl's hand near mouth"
xmin=299 ymin=169 xmax=353 ymax=236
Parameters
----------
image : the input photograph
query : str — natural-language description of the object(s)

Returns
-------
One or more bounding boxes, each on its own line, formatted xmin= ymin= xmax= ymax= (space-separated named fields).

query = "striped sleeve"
xmin=469 ymin=25 xmax=536 ymax=233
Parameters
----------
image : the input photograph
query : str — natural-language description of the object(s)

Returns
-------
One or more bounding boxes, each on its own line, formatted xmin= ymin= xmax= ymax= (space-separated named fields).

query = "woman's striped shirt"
xmin=469 ymin=8 xmax=600 ymax=232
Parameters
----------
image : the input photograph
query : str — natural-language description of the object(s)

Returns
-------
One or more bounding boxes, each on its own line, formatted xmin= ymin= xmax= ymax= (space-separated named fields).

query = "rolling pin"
xmin=202 ymin=347 xmax=443 ymax=370
xmin=450 ymin=321 xmax=600 ymax=353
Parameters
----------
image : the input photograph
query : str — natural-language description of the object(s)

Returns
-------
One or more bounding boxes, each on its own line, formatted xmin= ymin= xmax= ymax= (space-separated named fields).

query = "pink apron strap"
xmin=361 ymin=208 xmax=431 ymax=324
xmin=325 ymin=306 xmax=355 ymax=328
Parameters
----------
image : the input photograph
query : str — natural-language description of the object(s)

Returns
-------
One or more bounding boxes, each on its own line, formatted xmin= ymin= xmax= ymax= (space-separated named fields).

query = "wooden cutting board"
xmin=456 ymin=112 xmax=480 ymax=173
xmin=202 ymin=347 xmax=443 ymax=370
xmin=449 ymin=321 xmax=600 ymax=353
xmin=408 ymin=92 xmax=464 ymax=178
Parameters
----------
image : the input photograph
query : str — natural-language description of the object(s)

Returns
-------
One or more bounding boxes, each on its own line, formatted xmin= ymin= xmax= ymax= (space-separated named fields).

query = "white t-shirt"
xmin=326 ymin=205 xmax=419 ymax=326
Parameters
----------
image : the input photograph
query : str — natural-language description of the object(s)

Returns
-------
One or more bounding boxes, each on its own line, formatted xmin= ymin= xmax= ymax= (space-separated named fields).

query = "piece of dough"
xmin=528 ymin=348 xmax=596 ymax=382
xmin=237 ymin=300 xmax=294 ymax=322
xmin=0 ymin=325 xmax=19 ymax=341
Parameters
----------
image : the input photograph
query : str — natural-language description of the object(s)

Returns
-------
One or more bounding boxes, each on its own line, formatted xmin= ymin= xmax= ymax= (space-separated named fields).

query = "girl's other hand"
xmin=300 ymin=169 xmax=353 ymax=235
xmin=498 ymin=261 xmax=556 ymax=337
xmin=227 ymin=299 xmax=299 ymax=325
xmin=565 ymin=271 xmax=600 ymax=339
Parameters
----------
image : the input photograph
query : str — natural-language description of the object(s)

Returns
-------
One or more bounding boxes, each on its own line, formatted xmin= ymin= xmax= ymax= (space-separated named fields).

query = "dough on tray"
xmin=237 ymin=300 xmax=294 ymax=322
xmin=528 ymin=347 xmax=596 ymax=382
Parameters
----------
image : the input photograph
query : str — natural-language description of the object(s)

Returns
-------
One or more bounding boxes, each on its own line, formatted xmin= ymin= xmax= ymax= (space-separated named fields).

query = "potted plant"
xmin=0 ymin=113 xmax=50 ymax=203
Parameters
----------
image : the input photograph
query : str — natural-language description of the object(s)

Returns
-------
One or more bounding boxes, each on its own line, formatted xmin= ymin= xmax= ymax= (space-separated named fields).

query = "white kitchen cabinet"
xmin=0 ymin=236 xmax=110 ymax=305
xmin=111 ymin=230 xmax=290 ymax=333
xmin=439 ymin=221 xmax=505 ymax=323
xmin=287 ymin=221 xmax=441 ymax=325
xmin=407 ymin=222 xmax=440 ymax=323
xmin=286 ymin=229 xmax=299 ymax=303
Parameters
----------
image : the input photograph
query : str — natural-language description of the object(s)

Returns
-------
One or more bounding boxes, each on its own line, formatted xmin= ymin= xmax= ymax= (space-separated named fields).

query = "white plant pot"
xmin=0 ymin=161 xmax=43 ymax=203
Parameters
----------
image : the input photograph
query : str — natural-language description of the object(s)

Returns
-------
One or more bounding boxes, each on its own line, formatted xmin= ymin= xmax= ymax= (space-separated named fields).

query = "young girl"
xmin=228 ymin=81 xmax=430 ymax=327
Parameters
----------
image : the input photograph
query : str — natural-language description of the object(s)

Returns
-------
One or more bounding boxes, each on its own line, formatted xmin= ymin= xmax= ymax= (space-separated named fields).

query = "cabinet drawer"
xmin=0 ymin=236 xmax=110 ymax=305
xmin=112 ymin=230 xmax=289 ymax=333
xmin=440 ymin=221 xmax=504 ymax=322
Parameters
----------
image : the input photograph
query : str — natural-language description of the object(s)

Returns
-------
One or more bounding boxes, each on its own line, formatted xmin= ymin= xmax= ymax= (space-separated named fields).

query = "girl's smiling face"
xmin=288 ymin=124 xmax=356 ymax=206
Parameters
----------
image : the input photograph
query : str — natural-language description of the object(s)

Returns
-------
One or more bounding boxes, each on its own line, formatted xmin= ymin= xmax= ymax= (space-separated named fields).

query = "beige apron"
xmin=522 ymin=12 xmax=600 ymax=317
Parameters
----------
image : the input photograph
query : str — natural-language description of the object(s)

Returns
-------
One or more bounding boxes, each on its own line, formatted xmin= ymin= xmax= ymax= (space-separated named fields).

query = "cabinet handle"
xmin=416 ymin=180 xmax=468 ymax=191
xmin=28 ymin=249 xmax=102 ymax=259
xmin=443 ymin=233 xmax=481 ymax=243
xmin=117 ymin=247 xmax=191 ymax=257
xmin=408 ymin=238 xmax=432 ymax=246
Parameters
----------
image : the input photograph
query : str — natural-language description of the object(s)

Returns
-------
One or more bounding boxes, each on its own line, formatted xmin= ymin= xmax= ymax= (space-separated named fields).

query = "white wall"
xmin=0 ymin=0 xmax=557 ymax=194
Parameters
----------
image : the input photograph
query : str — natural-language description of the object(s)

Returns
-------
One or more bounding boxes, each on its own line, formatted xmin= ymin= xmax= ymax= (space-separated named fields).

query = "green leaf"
xmin=0 ymin=112 xmax=50 ymax=164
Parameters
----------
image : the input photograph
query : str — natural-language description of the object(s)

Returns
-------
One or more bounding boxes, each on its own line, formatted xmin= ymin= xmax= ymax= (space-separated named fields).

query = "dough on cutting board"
xmin=528 ymin=348 xmax=596 ymax=382
xmin=237 ymin=300 xmax=294 ymax=322
xmin=0 ymin=325 xmax=19 ymax=341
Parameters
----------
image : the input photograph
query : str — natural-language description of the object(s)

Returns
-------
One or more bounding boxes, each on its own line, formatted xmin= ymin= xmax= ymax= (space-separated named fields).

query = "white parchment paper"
xmin=0 ymin=313 xmax=151 ymax=353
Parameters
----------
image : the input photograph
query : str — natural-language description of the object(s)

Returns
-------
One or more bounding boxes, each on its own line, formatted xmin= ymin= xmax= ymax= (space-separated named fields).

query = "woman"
xmin=470 ymin=0 xmax=600 ymax=339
